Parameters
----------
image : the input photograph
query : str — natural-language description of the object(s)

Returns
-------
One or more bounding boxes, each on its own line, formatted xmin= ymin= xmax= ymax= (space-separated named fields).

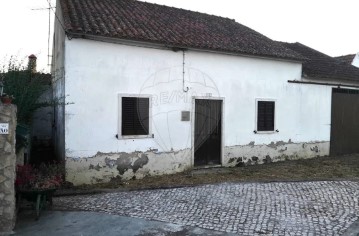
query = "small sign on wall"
xmin=181 ymin=111 xmax=190 ymax=121
xmin=0 ymin=123 xmax=9 ymax=134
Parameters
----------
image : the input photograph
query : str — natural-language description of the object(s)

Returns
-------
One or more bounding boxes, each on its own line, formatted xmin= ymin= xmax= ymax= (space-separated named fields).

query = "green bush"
xmin=1 ymin=57 xmax=52 ymax=124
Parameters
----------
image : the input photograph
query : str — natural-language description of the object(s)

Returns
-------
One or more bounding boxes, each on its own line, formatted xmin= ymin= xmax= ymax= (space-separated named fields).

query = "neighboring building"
xmin=26 ymin=55 xmax=54 ymax=164
xmin=52 ymin=0 xmax=359 ymax=185
xmin=28 ymin=55 xmax=53 ymax=149
xmin=31 ymin=73 xmax=54 ymax=164
xmin=279 ymin=42 xmax=359 ymax=157
xmin=335 ymin=53 xmax=359 ymax=68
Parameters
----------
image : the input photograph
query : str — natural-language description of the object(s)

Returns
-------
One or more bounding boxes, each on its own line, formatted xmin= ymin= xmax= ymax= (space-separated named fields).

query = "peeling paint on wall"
xmin=263 ymin=155 xmax=272 ymax=164
xmin=66 ymin=149 xmax=191 ymax=185
xmin=267 ymin=139 xmax=294 ymax=149
xmin=66 ymin=141 xmax=330 ymax=186
xmin=224 ymin=141 xmax=329 ymax=167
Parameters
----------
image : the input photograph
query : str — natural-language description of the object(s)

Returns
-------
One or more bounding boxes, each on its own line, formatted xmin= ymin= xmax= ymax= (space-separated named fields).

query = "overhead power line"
xmin=31 ymin=7 xmax=51 ymax=10
xmin=46 ymin=0 xmax=66 ymax=33
xmin=32 ymin=1 xmax=67 ymax=68
xmin=31 ymin=6 xmax=52 ymax=66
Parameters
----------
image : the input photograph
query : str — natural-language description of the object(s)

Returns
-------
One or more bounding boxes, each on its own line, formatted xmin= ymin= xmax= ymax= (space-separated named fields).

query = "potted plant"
xmin=15 ymin=162 xmax=64 ymax=219
xmin=1 ymin=93 xmax=15 ymax=104
xmin=16 ymin=163 xmax=64 ymax=190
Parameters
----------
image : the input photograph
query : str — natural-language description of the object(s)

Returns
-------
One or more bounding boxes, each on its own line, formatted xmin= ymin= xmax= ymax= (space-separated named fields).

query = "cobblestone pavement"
xmin=54 ymin=181 xmax=359 ymax=235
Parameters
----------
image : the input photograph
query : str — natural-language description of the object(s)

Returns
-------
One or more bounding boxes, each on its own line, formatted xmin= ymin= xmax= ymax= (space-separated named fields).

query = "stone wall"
xmin=0 ymin=104 xmax=17 ymax=234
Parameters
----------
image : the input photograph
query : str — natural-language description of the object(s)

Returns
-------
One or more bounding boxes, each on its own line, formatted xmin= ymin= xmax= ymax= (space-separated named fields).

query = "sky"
xmin=0 ymin=0 xmax=358 ymax=72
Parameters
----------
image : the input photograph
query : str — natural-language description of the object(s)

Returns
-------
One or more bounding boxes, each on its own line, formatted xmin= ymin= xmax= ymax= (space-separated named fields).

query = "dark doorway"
xmin=194 ymin=99 xmax=222 ymax=166
xmin=330 ymin=88 xmax=359 ymax=156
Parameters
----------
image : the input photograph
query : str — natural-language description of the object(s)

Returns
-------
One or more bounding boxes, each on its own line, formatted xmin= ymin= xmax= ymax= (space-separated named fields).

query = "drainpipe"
xmin=182 ymin=50 xmax=189 ymax=93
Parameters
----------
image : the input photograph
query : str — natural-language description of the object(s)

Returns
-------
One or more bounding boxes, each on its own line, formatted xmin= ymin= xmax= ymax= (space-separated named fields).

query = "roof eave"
xmin=303 ymin=74 xmax=359 ymax=84
xmin=66 ymin=32 xmax=304 ymax=64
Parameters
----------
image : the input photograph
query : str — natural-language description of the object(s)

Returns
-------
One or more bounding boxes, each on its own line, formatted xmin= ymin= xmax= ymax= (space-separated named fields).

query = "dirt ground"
xmin=63 ymin=154 xmax=359 ymax=193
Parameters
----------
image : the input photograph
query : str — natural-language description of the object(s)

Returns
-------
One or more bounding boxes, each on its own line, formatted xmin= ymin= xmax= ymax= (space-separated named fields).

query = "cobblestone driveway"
xmin=54 ymin=181 xmax=359 ymax=235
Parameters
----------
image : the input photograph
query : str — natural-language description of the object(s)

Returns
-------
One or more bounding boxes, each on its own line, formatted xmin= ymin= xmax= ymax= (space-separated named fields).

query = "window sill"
xmin=117 ymin=134 xmax=153 ymax=140
xmin=255 ymin=131 xmax=277 ymax=134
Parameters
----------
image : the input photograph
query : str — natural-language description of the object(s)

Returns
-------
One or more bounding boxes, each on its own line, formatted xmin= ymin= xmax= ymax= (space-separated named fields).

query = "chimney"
xmin=28 ymin=54 xmax=37 ymax=73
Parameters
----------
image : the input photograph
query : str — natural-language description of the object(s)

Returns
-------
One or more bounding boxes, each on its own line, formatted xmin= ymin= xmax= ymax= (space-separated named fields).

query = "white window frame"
xmin=255 ymin=98 xmax=277 ymax=134
xmin=118 ymin=94 xmax=153 ymax=139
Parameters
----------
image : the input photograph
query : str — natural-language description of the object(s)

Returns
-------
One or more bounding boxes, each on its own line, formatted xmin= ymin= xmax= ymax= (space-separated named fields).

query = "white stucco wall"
xmin=62 ymin=38 xmax=335 ymax=185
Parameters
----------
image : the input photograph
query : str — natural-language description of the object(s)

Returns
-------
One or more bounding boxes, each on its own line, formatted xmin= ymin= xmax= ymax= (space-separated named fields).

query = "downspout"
xmin=182 ymin=50 xmax=189 ymax=92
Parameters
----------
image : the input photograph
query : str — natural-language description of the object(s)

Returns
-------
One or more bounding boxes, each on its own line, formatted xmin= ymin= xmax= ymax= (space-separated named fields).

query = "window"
xmin=121 ymin=96 xmax=150 ymax=136
xmin=256 ymin=100 xmax=275 ymax=132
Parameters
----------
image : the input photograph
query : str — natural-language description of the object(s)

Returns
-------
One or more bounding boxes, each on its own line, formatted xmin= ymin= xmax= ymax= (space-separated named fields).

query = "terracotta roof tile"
xmin=59 ymin=0 xmax=303 ymax=61
xmin=280 ymin=42 xmax=359 ymax=81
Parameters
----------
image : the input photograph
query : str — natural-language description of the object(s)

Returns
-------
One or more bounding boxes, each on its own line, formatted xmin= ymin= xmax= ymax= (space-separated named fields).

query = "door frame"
xmin=329 ymin=87 xmax=359 ymax=156
xmin=191 ymin=96 xmax=225 ymax=167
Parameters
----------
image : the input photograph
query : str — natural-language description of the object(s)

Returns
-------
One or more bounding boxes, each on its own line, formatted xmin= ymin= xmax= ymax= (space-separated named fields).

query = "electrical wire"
xmin=46 ymin=0 xmax=66 ymax=33
xmin=48 ymin=7 xmax=51 ymax=66
xmin=46 ymin=0 xmax=67 ymax=68
xmin=183 ymin=50 xmax=189 ymax=92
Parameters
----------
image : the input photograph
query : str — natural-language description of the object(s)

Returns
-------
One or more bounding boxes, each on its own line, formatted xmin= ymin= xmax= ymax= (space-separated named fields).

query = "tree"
xmin=1 ymin=58 xmax=52 ymax=124
xmin=0 ymin=57 xmax=56 ymax=152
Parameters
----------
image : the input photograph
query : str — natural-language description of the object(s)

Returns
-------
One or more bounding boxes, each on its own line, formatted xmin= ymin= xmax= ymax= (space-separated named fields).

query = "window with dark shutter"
xmin=257 ymin=101 xmax=275 ymax=131
xmin=122 ymin=97 xmax=149 ymax=135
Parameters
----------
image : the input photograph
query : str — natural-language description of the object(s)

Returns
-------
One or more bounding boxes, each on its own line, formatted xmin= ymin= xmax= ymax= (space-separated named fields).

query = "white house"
xmin=52 ymin=0 xmax=359 ymax=185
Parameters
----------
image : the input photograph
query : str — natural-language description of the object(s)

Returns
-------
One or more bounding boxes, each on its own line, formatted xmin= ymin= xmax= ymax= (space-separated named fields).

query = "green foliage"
xmin=1 ymin=57 xmax=52 ymax=124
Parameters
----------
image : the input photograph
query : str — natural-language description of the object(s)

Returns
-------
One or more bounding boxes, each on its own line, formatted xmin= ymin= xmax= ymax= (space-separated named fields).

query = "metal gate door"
xmin=330 ymin=88 xmax=359 ymax=156
xmin=194 ymin=99 xmax=222 ymax=166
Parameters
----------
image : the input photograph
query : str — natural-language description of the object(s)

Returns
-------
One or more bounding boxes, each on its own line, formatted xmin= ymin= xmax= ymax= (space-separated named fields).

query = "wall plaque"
xmin=0 ymin=123 xmax=9 ymax=134
xmin=181 ymin=111 xmax=190 ymax=121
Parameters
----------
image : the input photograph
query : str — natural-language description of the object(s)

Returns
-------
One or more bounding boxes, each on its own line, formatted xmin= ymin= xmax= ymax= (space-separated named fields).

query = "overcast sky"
xmin=0 ymin=0 xmax=358 ymax=72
